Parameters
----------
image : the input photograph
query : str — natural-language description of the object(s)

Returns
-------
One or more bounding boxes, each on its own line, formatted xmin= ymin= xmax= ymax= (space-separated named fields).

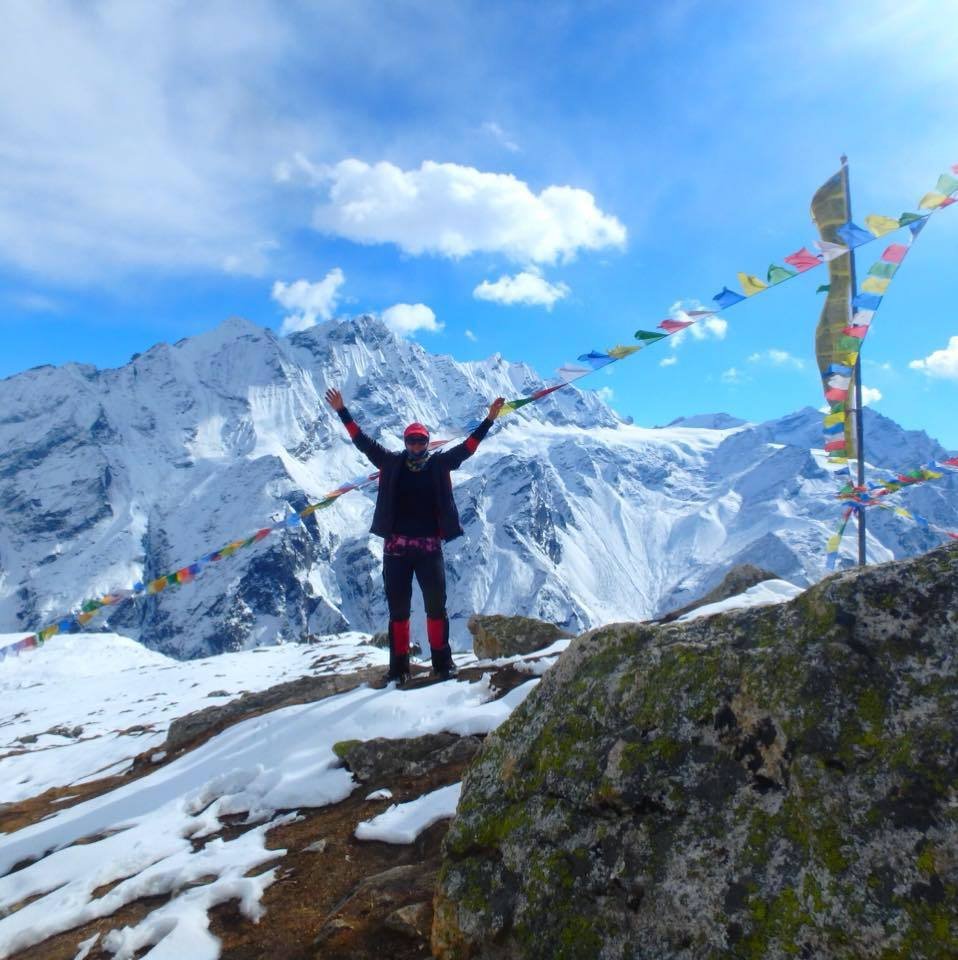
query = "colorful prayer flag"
xmin=783 ymin=247 xmax=821 ymax=272
xmin=836 ymin=221 xmax=872 ymax=247
xmin=577 ymin=351 xmax=615 ymax=369
xmin=634 ymin=330 xmax=668 ymax=343
xmin=860 ymin=276 xmax=891 ymax=295
xmin=867 ymin=261 xmax=897 ymax=279
xmin=937 ymin=173 xmax=958 ymax=195
xmin=881 ymin=243 xmax=908 ymax=263
xmin=713 ymin=287 xmax=745 ymax=308
xmin=658 ymin=318 xmax=693 ymax=333
xmin=767 ymin=264 xmax=797 ymax=284
xmin=864 ymin=214 xmax=900 ymax=237
xmin=737 ymin=272 xmax=767 ymax=296
xmin=815 ymin=240 xmax=847 ymax=262
xmin=919 ymin=192 xmax=948 ymax=210
xmin=852 ymin=292 xmax=882 ymax=311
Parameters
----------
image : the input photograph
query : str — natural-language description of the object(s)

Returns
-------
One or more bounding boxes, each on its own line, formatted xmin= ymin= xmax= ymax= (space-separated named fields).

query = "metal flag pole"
xmin=841 ymin=154 xmax=867 ymax=565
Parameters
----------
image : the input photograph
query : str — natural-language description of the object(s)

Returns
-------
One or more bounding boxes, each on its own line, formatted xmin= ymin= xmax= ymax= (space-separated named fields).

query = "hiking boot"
xmin=430 ymin=644 xmax=458 ymax=681
xmin=385 ymin=652 xmax=410 ymax=686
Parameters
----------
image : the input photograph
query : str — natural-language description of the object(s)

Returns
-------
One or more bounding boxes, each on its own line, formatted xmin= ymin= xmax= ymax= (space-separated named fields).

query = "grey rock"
xmin=337 ymin=733 xmax=484 ymax=783
xmin=163 ymin=666 xmax=380 ymax=753
xmin=434 ymin=542 xmax=958 ymax=960
xmin=467 ymin=613 xmax=572 ymax=659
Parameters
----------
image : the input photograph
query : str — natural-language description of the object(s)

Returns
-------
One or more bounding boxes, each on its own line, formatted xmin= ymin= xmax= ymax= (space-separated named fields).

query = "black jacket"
xmin=337 ymin=408 xmax=493 ymax=542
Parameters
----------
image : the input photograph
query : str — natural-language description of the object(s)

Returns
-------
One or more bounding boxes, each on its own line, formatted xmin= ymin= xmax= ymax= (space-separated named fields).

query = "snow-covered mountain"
xmin=1 ymin=314 xmax=954 ymax=657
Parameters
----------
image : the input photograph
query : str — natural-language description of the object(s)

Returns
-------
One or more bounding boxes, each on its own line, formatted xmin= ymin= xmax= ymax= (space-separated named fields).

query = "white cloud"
xmin=8 ymin=292 xmax=60 ymax=313
xmin=381 ymin=303 xmax=443 ymax=336
xmin=721 ymin=367 xmax=747 ymax=384
xmin=473 ymin=270 xmax=569 ymax=309
xmin=666 ymin=302 xmax=727 ymax=349
xmin=305 ymin=158 xmax=626 ymax=264
xmin=860 ymin=385 xmax=882 ymax=406
xmin=0 ymin=2 xmax=298 ymax=279
xmin=690 ymin=316 xmax=728 ymax=341
xmin=464 ymin=329 xmax=477 ymax=341
xmin=272 ymin=270 xmax=346 ymax=334
xmin=481 ymin=121 xmax=520 ymax=152
xmin=660 ymin=355 xmax=678 ymax=367
xmin=596 ymin=386 xmax=614 ymax=402
xmin=747 ymin=348 xmax=805 ymax=370
xmin=909 ymin=336 xmax=958 ymax=380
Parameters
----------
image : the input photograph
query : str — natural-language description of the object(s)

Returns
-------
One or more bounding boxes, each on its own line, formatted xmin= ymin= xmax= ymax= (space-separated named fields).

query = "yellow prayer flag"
xmin=864 ymin=214 xmax=900 ymax=237
xmin=737 ymin=272 xmax=767 ymax=296
xmin=826 ymin=534 xmax=841 ymax=552
xmin=860 ymin=276 xmax=890 ymax=295
xmin=147 ymin=577 xmax=167 ymax=595
xmin=608 ymin=344 xmax=641 ymax=359
xmin=824 ymin=411 xmax=845 ymax=428
xmin=78 ymin=611 xmax=97 ymax=624
xmin=894 ymin=507 xmax=912 ymax=519
xmin=919 ymin=191 xmax=948 ymax=210
xmin=500 ymin=401 xmax=520 ymax=415
xmin=921 ymin=469 xmax=943 ymax=480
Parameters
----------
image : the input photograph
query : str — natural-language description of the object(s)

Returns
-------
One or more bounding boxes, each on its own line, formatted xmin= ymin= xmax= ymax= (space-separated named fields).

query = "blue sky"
xmin=2 ymin=0 xmax=956 ymax=447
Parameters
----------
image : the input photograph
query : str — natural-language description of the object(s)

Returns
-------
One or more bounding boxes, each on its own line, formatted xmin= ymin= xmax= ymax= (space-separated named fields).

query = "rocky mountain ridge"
xmin=0 ymin=314 xmax=955 ymax=657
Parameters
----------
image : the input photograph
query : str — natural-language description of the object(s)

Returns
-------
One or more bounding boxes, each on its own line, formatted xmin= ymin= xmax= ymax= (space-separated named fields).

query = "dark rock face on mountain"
xmin=433 ymin=543 xmax=958 ymax=959
xmin=655 ymin=562 xmax=782 ymax=623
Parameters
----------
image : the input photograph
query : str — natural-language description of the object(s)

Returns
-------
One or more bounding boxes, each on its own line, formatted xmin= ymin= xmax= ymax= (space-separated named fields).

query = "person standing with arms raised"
xmin=325 ymin=387 xmax=505 ymax=684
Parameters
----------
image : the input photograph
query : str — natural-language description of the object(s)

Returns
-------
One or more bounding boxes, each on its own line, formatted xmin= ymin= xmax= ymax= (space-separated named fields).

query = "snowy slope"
xmin=0 ymin=314 xmax=955 ymax=657
xmin=0 ymin=631 xmax=539 ymax=959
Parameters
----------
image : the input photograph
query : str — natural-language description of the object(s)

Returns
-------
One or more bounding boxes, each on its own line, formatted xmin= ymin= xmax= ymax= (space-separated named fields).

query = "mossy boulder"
xmin=468 ymin=614 xmax=572 ymax=660
xmin=433 ymin=543 xmax=958 ymax=959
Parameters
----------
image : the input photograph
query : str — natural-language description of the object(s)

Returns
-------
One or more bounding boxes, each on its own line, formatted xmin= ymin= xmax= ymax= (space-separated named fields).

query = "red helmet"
xmin=403 ymin=421 xmax=430 ymax=440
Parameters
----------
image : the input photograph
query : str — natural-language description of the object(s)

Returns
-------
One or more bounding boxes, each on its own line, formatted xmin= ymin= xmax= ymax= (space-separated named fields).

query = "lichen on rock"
xmin=433 ymin=543 xmax=958 ymax=959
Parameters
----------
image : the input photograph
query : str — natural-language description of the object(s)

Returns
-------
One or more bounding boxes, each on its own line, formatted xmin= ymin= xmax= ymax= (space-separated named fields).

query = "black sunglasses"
xmin=405 ymin=436 xmax=429 ymax=445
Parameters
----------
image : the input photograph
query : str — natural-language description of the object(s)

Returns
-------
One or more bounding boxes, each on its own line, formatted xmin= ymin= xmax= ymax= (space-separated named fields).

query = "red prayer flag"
xmin=658 ymin=319 xmax=692 ymax=333
xmin=783 ymin=247 xmax=821 ymax=272
xmin=881 ymin=243 xmax=908 ymax=264
xmin=825 ymin=387 xmax=848 ymax=403
xmin=842 ymin=325 xmax=869 ymax=339
xmin=530 ymin=383 xmax=566 ymax=401
xmin=825 ymin=438 xmax=846 ymax=452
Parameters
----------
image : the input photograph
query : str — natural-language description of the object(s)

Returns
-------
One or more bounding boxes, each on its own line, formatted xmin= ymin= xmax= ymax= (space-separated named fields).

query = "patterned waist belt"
xmin=384 ymin=534 xmax=442 ymax=555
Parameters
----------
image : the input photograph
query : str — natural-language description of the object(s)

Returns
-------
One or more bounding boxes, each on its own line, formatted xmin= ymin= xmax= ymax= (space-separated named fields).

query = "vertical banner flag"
xmin=810 ymin=169 xmax=857 ymax=463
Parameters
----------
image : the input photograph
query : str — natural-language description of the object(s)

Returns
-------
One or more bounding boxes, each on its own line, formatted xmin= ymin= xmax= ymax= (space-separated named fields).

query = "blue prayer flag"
xmin=836 ymin=221 xmax=873 ymax=248
xmin=577 ymin=351 xmax=614 ymax=369
xmin=713 ymin=287 xmax=746 ymax=309
xmin=852 ymin=292 xmax=882 ymax=311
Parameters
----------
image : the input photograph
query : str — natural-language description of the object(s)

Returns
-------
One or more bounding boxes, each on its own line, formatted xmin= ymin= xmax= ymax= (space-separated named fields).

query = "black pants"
xmin=383 ymin=549 xmax=447 ymax=621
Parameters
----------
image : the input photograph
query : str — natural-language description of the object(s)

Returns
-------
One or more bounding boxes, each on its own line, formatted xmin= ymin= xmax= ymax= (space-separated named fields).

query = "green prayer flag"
xmin=899 ymin=212 xmax=924 ymax=226
xmin=936 ymin=173 xmax=958 ymax=196
xmin=816 ymin=284 xmax=830 ymax=294
xmin=837 ymin=335 xmax=862 ymax=352
xmin=867 ymin=261 xmax=897 ymax=279
xmin=634 ymin=330 xmax=667 ymax=342
xmin=767 ymin=264 xmax=796 ymax=284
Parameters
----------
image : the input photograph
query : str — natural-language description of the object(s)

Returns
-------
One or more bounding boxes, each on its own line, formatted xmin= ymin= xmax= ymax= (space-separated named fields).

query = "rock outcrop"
xmin=433 ymin=543 xmax=958 ymax=959
xmin=467 ymin=614 xmax=572 ymax=659
xmin=654 ymin=562 xmax=782 ymax=623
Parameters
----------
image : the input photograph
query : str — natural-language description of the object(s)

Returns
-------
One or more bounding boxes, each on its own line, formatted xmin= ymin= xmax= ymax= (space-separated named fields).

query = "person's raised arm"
xmin=439 ymin=397 xmax=505 ymax=470
xmin=325 ymin=387 xmax=391 ymax=468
